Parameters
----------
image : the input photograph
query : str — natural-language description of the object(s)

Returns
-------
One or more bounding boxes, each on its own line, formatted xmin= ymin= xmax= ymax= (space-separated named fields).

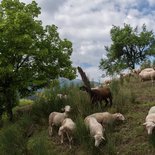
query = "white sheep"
xmin=89 ymin=112 xmax=125 ymax=125
xmin=139 ymin=68 xmax=155 ymax=83
xmin=143 ymin=106 xmax=155 ymax=135
xmin=84 ymin=116 xmax=105 ymax=147
xmin=140 ymin=68 xmax=154 ymax=73
xmin=48 ymin=105 xmax=71 ymax=136
xmin=58 ymin=118 xmax=76 ymax=149
xmin=57 ymin=94 xmax=68 ymax=99
xmin=148 ymin=106 xmax=155 ymax=114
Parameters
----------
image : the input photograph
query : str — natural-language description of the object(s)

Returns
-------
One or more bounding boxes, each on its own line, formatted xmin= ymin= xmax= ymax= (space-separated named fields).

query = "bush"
xmin=19 ymin=99 xmax=34 ymax=106
xmin=0 ymin=123 xmax=28 ymax=154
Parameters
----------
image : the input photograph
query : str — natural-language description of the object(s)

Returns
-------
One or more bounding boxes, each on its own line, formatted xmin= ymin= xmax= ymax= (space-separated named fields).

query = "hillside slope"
xmin=0 ymin=78 xmax=155 ymax=155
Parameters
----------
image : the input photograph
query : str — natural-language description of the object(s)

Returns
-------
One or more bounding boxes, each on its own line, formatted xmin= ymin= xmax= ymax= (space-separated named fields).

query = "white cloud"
xmin=147 ymin=0 xmax=155 ymax=6
xmin=2 ymin=0 xmax=155 ymax=81
xmin=30 ymin=0 xmax=155 ymax=81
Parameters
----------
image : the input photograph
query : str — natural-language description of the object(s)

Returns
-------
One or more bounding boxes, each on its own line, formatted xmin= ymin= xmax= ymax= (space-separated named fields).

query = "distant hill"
xmin=59 ymin=78 xmax=83 ymax=87
xmin=27 ymin=78 xmax=100 ymax=100
xmin=59 ymin=78 xmax=100 ymax=87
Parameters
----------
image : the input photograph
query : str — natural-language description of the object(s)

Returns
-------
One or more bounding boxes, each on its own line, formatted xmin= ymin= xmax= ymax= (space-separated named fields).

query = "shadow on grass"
xmin=149 ymin=130 xmax=155 ymax=147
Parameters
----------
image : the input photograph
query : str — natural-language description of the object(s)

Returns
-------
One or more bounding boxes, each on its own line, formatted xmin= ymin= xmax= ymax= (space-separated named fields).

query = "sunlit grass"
xmin=1 ymin=79 xmax=155 ymax=154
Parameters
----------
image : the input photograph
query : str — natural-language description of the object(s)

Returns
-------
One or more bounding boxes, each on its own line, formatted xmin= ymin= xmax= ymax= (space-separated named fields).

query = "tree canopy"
xmin=99 ymin=24 xmax=155 ymax=75
xmin=0 ymin=0 xmax=76 ymax=120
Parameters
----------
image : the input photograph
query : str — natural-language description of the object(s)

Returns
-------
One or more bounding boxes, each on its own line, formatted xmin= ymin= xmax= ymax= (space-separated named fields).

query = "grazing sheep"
xmin=57 ymin=94 xmax=68 ymax=99
xmin=140 ymin=68 xmax=154 ymax=73
xmin=89 ymin=112 xmax=125 ymax=125
xmin=58 ymin=118 xmax=76 ymax=149
xmin=84 ymin=116 xmax=105 ymax=147
xmin=143 ymin=106 xmax=155 ymax=135
xmin=80 ymin=85 xmax=113 ymax=107
xmin=139 ymin=68 xmax=155 ymax=83
xmin=48 ymin=105 xmax=71 ymax=136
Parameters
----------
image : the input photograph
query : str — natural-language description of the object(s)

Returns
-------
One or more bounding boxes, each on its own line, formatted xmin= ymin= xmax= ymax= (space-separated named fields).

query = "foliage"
xmin=1 ymin=79 xmax=155 ymax=154
xmin=19 ymin=99 xmax=34 ymax=106
xmin=0 ymin=115 xmax=33 ymax=155
xmin=99 ymin=23 xmax=155 ymax=75
xmin=0 ymin=0 xmax=76 ymax=120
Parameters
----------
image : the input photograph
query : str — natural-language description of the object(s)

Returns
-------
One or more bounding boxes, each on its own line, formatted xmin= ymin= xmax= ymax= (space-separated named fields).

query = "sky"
xmin=9 ymin=0 xmax=155 ymax=82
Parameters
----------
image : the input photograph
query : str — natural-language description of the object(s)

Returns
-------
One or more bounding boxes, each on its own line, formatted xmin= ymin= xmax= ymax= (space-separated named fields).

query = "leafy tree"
xmin=99 ymin=24 xmax=155 ymax=75
xmin=0 ymin=0 xmax=76 ymax=121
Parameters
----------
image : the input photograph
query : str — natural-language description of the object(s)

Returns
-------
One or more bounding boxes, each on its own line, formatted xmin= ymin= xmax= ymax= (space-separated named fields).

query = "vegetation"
xmin=0 ymin=1 xmax=155 ymax=155
xmin=0 ymin=77 xmax=155 ymax=155
xmin=99 ymin=24 xmax=155 ymax=75
xmin=0 ymin=0 xmax=76 ymax=121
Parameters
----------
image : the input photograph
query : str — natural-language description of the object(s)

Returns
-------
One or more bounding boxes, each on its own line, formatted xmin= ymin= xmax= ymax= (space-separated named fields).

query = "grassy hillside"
xmin=0 ymin=77 xmax=155 ymax=155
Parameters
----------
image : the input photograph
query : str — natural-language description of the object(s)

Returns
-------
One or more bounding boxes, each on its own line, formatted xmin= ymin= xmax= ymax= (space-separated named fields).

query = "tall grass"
xmin=1 ymin=78 xmax=155 ymax=155
xmin=0 ymin=115 xmax=33 ymax=155
xmin=110 ymin=79 xmax=136 ymax=113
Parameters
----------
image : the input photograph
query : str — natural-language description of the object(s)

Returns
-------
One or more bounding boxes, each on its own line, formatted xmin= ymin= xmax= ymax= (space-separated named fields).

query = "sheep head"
xmin=94 ymin=134 xmax=105 ymax=147
xmin=115 ymin=113 xmax=125 ymax=121
xmin=64 ymin=105 xmax=71 ymax=112
xmin=143 ymin=121 xmax=155 ymax=135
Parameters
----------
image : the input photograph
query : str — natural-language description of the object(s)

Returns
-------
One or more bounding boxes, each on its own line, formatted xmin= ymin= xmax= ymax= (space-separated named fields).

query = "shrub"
xmin=19 ymin=99 xmax=34 ymax=106
xmin=0 ymin=123 xmax=28 ymax=154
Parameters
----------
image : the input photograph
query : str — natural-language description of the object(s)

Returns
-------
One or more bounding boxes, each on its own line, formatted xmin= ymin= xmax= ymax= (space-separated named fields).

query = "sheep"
xmin=57 ymin=93 xmax=68 ymax=99
xmin=79 ymin=85 xmax=113 ymax=107
xmin=89 ymin=112 xmax=125 ymax=126
xmin=148 ymin=106 xmax=155 ymax=114
xmin=143 ymin=106 xmax=155 ymax=135
xmin=48 ymin=105 xmax=71 ymax=136
xmin=139 ymin=68 xmax=155 ymax=83
xmin=84 ymin=116 xmax=105 ymax=147
xmin=140 ymin=68 xmax=154 ymax=73
xmin=58 ymin=118 xmax=76 ymax=149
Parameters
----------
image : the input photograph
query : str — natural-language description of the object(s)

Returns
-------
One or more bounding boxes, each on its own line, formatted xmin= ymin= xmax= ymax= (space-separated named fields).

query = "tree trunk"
xmin=6 ymin=96 xmax=13 ymax=121
xmin=4 ymin=87 xmax=14 ymax=122
xmin=0 ymin=114 xmax=3 ymax=127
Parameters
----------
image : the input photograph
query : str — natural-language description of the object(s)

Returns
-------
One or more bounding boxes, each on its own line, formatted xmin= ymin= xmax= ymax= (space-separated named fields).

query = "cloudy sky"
xmin=21 ymin=0 xmax=155 ymax=81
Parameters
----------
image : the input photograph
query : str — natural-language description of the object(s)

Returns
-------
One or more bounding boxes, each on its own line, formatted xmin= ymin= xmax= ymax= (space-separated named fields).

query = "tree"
xmin=99 ymin=24 xmax=155 ymax=75
xmin=0 ymin=0 xmax=76 ymax=121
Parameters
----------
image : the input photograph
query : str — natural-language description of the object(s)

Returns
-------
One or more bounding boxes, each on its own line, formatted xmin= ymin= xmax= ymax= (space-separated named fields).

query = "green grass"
xmin=1 ymin=78 xmax=155 ymax=155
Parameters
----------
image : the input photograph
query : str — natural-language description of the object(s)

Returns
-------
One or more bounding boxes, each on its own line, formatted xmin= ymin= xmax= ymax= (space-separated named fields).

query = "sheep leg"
xmin=66 ymin=131 xmax=72 ymax=149
xmin=60 ymin=133 xmax=64 ymax=144
xmin=48 ymin=125 xmax=53 ymax=137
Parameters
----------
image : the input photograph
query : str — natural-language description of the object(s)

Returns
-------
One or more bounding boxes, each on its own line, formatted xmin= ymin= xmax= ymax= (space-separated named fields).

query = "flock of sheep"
xmin=48 ymin=104 xmax=125 ymax=149
xmin=104 ymin=67 xmax=155 ymax=85
xmin=47 ymin=67 xmax=155 ymax=149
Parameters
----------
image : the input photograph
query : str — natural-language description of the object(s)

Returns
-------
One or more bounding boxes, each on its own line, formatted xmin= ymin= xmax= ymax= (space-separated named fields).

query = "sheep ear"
xmin=143 ymin=122 xmax=147 ymax=126
xmin=102 ymin=136 xmax=105 ymax=140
